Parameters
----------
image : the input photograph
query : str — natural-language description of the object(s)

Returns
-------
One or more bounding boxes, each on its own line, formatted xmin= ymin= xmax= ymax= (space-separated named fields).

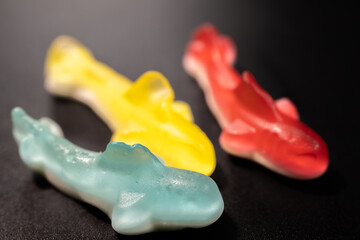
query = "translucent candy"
xmin=11 ymin=107 xmax=224 ymax=235
xmin=44 ymin=36 xmax=215 ymax=176
xmin=183 ymin=24 xmax=329 ymax=179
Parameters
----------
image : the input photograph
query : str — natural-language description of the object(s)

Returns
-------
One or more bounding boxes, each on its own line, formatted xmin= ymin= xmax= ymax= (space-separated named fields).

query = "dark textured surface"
xmin=0 ymin=1 xmax=359 ymax=239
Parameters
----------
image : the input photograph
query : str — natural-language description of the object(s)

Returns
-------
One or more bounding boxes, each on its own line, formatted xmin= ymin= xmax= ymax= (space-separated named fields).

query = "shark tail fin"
xmin=12 ymin=107 xmax=63 ymax=144
xmin=186 ymin=24 xmax=239 ymax=89
xmin=11 ymin=107 xmax=36 ymax=144
xmin=44 ymin=36 xmax=92 ymax=96
xmin=11 ymin=107 xmax=60 ymax=171
xmin=11 ymin=107 xmax=73 ymax=173
xmin=45 ymin=35 xmax=93 ymax=72
xmin=44 ymin=35 xmax=131 ymax=97
xmin=191 ymin=23 xmax=237 ymax=65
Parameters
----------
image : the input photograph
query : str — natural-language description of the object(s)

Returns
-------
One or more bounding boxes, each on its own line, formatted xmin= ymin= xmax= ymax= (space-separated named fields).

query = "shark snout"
xmin=219 ymin=121 xmax=329 ymax=179
xmin=164 ymin=169 xmax=224 ymax=227
xmin=181 ymin=174 xmax=224 ymax=226
xmin=287 ymin=141 xmax=329 ymax=179
xmin=273 ymin=123 xmax=329 ymax=179
xmin=188 ymin=192 xmax=224 ymax=226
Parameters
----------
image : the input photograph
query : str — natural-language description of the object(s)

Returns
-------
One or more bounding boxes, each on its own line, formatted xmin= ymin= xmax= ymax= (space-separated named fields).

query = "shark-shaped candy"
xmin=44 ymin=36 xmax=215 ymax=176
xmin=11 ymin=107 xmax=224 ymax=235
xmin=183 ymin=24 xmax=329 ymax=179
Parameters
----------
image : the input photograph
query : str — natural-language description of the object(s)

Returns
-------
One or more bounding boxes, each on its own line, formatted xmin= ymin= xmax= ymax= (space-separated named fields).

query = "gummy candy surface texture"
xmin=11 ymin=107 xmax=224 ymax=235
xmin=183 ymin=24 xmax=329 ymax=179
xmin=44 ymin=36 xmax=215 ymax=176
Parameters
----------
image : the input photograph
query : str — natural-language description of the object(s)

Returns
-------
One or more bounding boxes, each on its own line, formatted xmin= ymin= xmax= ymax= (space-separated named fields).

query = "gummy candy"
xmin=183 ymin=24 xmax=329 ymax=179
xmin=11 ymin=107 xmax=223 ymax=235
xmin=45 ymin=36 xmax=215 ymax=176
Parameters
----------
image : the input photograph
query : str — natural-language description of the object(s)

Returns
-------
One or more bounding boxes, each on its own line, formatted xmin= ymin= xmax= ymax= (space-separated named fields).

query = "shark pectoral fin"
xmin=275 ymin=97 xmax=299 ymax=120
xmin=39 ymin=117 xmax=64 ymax=137
xmin=124 ymin=71 xmax=174 ymax=107
xmin=111 ymin=193 xmax=153 ymax=235
xmin=220 ymin=119 xmax=257 ymax=154
xmin=171 ymin=101 xmax=194 ymax=122
xmin=225 ymin=119 xmax=257 ymax=135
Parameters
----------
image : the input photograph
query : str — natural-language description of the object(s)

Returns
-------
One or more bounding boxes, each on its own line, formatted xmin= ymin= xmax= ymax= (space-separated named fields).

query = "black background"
xmin=0 ymin=1 xmax=359 ymax=239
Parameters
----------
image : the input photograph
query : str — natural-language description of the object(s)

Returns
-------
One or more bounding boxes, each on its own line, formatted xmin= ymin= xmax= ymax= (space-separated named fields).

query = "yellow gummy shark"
xmin=44 ymin=36 xmax=215 ymax=176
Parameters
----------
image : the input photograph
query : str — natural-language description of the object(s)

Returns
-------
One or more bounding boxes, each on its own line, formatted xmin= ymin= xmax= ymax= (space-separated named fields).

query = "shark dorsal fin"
xmin=235 ymin=71 xmax=282 ymax=122
xmin=124 ymin=71 xmax=174 ymax=107
xmin=98 ymin=142 xmax=165 ymax=172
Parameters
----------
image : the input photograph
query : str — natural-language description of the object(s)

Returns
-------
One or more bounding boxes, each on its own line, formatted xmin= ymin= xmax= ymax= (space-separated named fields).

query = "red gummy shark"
xmin=183 ymin=24 xmax=329 ymax=180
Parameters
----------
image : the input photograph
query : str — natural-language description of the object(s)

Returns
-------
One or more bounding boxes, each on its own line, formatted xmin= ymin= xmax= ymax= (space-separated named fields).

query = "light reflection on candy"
xmin=11 ymin=107 xmax=224 ymax=235
xmin=183 ymin=24 xmax=329 ymax=179
xmin=44 ymin=36 xmax=215 ymax=176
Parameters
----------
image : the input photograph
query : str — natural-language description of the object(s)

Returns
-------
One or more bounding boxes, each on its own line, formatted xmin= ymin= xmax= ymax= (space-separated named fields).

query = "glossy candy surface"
xmin=183 ymin=24 xmax=329 ymax=179
xmin=45 ymin=36 xmax=215 ymax=176
xmin=11 ymin=107 xmax=224 ymax=235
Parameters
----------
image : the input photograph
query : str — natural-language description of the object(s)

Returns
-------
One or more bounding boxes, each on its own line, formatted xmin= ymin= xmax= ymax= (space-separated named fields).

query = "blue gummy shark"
xmin=11 ymin=107 xmax=224 ymax=235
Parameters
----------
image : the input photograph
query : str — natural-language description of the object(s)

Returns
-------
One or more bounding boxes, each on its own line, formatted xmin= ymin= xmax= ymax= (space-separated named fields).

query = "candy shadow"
xmin=211 ymin=163 xmax=228 ymax=191
xmin=227 ymin=155 xmax=346 ymax=196
xmin=33 ymin=172 xmax=52 ymax=189
xmin=49 ymin=97 xmax=111 ymax=152
xmin=276 ymin=166 xmax=347 ymax=196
